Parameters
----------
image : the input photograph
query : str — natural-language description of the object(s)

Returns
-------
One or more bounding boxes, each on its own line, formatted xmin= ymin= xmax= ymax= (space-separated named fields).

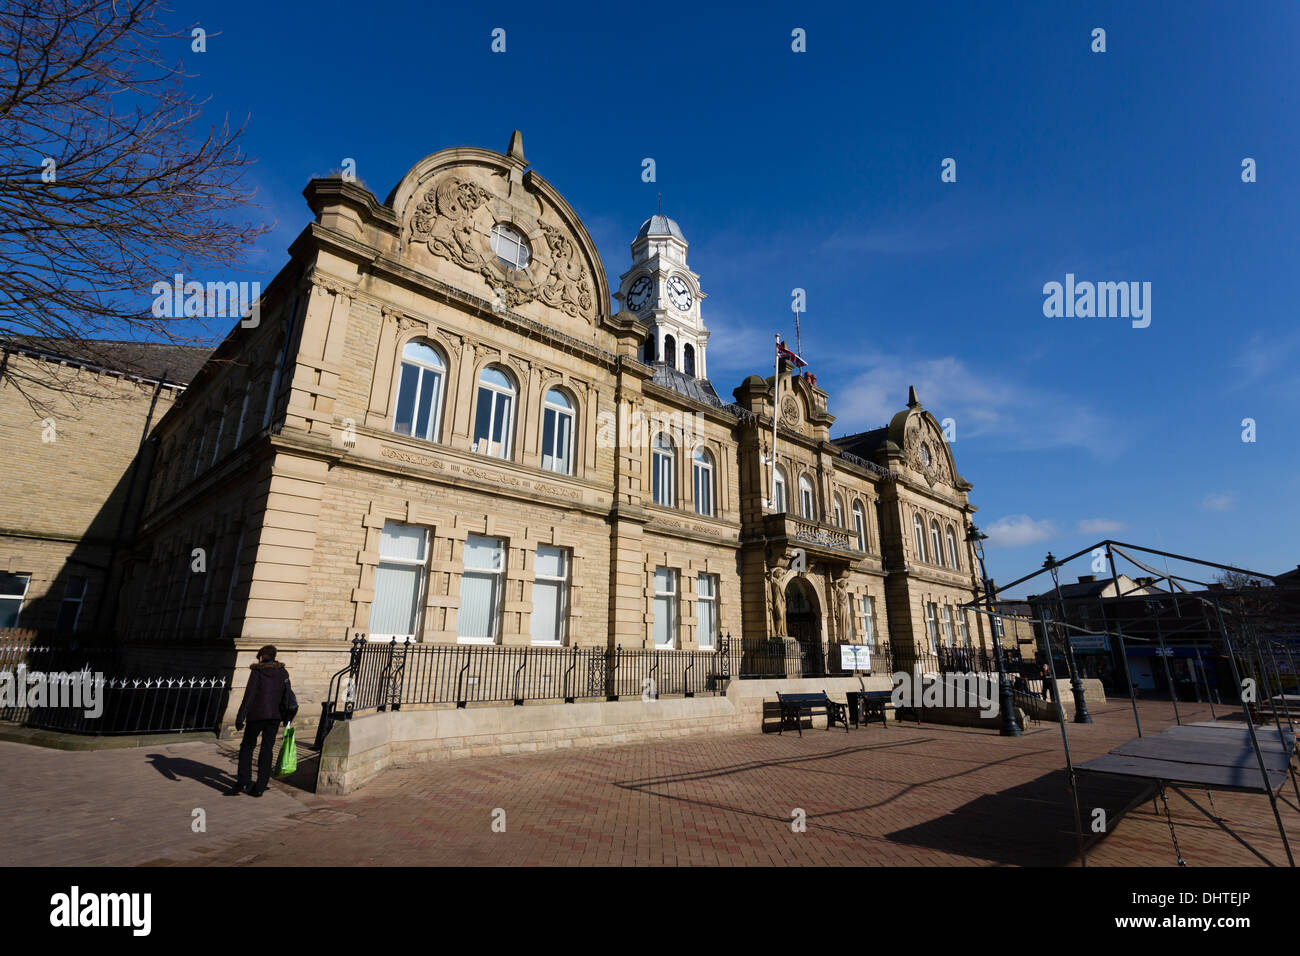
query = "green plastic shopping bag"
xmin=276 ymin=724 xmax=297 ymax=776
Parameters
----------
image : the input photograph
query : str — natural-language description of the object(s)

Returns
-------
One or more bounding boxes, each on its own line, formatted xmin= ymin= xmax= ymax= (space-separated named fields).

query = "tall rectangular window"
xmin=369 ymin=521 xmax=429 ymax=641
xmin=234 ymin=381 xmax=252 ymax=447
xmin=459 ymin=534 xmax=505 ymax=643
xmin=0 ymin=572 xmax=30 ymax=629
xmin=925 ymin=602 xmax=939 ymax=654
xmin=696 ymin=574 xmax=718 ymax=648
xmin=541 ymin=389 xmax=574 ymax=474
xmin=692 ymin=449 xmax=714 ymax=517
xmin=472 ymin=368 xmax=515 ymax=459
xmin=54 ymin=576 xmax=88 ymax=633
xmin=959 ymin=610 xmax=970 ymax=646
xmin=941 ymin=605 xmax=954 ymax=647
xmin=652 ymin=436 xmax=674 ymax=507
xmin=861 ymin=595 xmax=875 ymax=644
xmin=529 ymin=545 xmax=569 ymax=645
xmin=652 ymin=567 xmax=678 ymax=648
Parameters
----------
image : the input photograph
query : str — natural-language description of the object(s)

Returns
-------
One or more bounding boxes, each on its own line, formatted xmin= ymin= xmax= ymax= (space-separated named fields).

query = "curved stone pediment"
xmin=388 ymin=145 xmax=609 ymax=329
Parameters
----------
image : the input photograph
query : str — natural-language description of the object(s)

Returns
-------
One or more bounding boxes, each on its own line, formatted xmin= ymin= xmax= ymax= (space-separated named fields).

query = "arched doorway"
xmin=785 ymin=577 xmax=825 ymax=676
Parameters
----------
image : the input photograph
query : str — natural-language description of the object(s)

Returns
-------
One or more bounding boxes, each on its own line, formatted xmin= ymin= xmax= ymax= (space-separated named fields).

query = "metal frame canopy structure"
xmin=960 ymin=538 xmax=1299 ymax=867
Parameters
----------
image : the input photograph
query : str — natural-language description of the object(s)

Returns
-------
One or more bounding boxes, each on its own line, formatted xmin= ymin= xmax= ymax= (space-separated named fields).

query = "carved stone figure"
xmin=768 ymin=567 xmax=787 ymax=636
xmin=834 ymin=578 xmax=853 ymax=641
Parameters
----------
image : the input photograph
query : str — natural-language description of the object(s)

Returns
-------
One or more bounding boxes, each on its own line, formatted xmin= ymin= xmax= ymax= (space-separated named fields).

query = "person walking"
xmin=225 ymin=645 xmax=293 ymax=797
xmin=1040 ymin=661 xmax=1054 ymax=702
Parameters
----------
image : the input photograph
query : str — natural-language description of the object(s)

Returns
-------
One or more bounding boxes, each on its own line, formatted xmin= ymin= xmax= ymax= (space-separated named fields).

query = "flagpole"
xmin=771 ymin=333 xmax=781 ymax=512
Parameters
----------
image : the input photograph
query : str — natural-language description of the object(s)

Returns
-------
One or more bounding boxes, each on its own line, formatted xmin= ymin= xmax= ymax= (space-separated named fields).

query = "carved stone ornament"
xmin=781 ymin=394 xmax=801 ymax=427
xmin=406 ymin=174 xmax=597 ymax=323
xmin=904 ymin=422 xmax=949 ymax=487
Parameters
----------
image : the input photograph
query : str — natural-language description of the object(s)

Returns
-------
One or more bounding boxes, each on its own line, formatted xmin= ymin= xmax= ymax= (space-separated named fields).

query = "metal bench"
xmin=846 ymin=689 xmax=892 ymax=728
xmin=776 ymin=691 xmax=849 ymax=736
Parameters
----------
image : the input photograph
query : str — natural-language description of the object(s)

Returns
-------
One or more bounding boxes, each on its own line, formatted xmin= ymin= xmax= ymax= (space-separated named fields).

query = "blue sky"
xmin=174 ymin=0 xmax=1299 ymax=591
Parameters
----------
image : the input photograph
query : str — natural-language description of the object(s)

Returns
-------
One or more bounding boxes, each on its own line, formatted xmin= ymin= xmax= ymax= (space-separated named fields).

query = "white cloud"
xmin=984 ymin=514 xmax=1058 ymax=548
xmin=1201 ymin=492 xmax=1236 ymax=512
xmin=828 ymin=352 xmax=1114 ymax=455
xmin=1077 ymin=518 xmax=1125 ymax=535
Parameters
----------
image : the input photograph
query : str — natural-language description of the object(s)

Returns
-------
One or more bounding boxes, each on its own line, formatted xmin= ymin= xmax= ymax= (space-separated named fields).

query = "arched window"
xmin=663 ymin=334 xmax=677 ymax=369
xmin=692 ymin=447 xmax=714 ymax=517
xmin=798 ymin=475 xmax=816 ymax=520
xmin=541 ymin=388 xmax=575 ymax=475
xmin=930 ymin=520 xmax=944 ymax=567
xmin=853 ymin=501 xmax=867 ymax=552
xmin=683 ymin=343 xmax=696 ymax=376
xmin=393 ymin=340 xmax=447 ymax=443
xmin=473 ymin=365 xmax=516 ymax=459
xmin=913 ymin=514 xmax=927 ymax=562
xmin=945 ymin=525 xmax=960 ymax=570
xmin=652 ymin=433 xmax=675 ymax=507
xmin=772 ymin=466 xmax=787 ymax=513
xmin=833 ymin=494 xmax=845 ymax=528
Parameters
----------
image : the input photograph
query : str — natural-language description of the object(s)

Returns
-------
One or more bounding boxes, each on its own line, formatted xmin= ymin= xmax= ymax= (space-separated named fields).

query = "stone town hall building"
xmin=1 ymin=133 xmax=993 ymax=733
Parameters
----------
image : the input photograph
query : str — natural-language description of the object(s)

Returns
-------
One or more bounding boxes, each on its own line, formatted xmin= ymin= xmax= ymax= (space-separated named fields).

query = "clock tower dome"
xmin=615 ymin=214 xmax=709 ymax=378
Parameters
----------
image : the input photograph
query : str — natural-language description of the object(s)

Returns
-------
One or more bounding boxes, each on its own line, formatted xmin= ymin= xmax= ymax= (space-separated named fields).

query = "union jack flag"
xmin=776 ymin=338 xmax=807 ymax=369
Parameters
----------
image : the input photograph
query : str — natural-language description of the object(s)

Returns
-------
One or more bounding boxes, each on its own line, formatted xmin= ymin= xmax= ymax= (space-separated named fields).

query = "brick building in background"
xmin=0 ymin=340 xmax=207 ymax=638
xmin=1 ymin=134 xmax=995 ymax=735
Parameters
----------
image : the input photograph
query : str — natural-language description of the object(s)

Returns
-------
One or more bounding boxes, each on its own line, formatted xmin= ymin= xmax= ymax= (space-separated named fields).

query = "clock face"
xmin=626 ymin=275 xmax=654 ymax=312
xmin=667 ymin=276 xmax=693 ymax=312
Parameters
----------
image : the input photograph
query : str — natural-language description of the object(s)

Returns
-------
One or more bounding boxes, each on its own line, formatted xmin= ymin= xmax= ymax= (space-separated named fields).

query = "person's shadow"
xmin=145 ymin=753 xmax=238 ymax=792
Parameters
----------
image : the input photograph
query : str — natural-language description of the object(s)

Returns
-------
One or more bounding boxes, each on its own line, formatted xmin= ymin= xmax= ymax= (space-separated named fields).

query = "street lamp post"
xmin=1044 ymin=552 xmax=1093 ymax=724
xmin=968 ymin=524 xmax=1021 ymax=737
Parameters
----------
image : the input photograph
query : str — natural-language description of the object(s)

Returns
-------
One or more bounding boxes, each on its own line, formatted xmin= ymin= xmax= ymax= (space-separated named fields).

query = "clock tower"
xmin=615 ymin=214 xmax=709 ymax=378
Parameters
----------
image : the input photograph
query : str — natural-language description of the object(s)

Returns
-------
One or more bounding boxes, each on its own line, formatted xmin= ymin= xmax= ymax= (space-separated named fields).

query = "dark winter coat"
xmin=236 ymin=661 xmax=290 ymax=725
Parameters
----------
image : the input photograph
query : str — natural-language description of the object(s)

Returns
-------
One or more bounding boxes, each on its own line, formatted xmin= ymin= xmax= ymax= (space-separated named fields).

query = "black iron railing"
xmin=316 ymin=634 xmax=899 ymax=743
xmin=0 ymin=636 xmax=228 ymax=735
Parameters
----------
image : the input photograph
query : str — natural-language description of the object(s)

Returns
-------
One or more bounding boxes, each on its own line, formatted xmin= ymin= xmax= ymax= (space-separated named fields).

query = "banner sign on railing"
xmin=839 ymin=644 xmax=872 ymax=670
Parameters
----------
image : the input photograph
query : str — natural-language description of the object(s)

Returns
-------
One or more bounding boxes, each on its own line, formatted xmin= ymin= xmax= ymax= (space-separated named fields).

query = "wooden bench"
xmin=776 ymin=691 xmax=849 ymax=736
xmin=846 ymin=689 xmax=893 ymax=728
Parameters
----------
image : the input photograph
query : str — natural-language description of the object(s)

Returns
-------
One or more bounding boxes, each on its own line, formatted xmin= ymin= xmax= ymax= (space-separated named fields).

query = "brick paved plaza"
xmin=2 ymin=699 xmax=1295 ymax=867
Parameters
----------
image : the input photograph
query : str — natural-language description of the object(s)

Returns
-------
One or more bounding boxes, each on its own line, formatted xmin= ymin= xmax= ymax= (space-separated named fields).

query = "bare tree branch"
xmin=0 ymin=0 xmax=269 ymax=391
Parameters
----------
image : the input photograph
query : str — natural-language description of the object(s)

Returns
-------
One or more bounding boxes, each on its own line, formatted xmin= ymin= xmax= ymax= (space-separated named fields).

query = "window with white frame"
xmin=652 ymin=567 xmax=678 ymax=648
xmin=490 ymin=222 xmax=531 ymax=269
xmin=55 ymin=576 xmax=88 ymax=633
xmin=914 ymin=514 xmax=928 ymax=562
xmin=931 ymin=520 xmax=944 ymax=568
xmin=652 ymin=434 xmax=675 ymax=507
xmin=833 ymin=494 xmax=844 ymax=528
xmin=540 ymin=388 xmax=575 ymax=475
xmin=473 ymin=366 xmax=516 ymax=459
xmin=861 ymin=595 xmax=875 ymax=643
xmin=798 ymin=475 xmax=816 ymax=520
xmin=369 ymin=521 xmax=429 ymax=641
xmin=941 ymin=605 xmax=954 ymax=646
xmin=459 ymin=534 xmax=506 ymax=643
xmin=925 ymin=602 xmax=939 ymax=653
xmin=529 ymin=545 xmax=569 ymax=645
xmin=959 ymin=609 xmax=970 ymax=646
xmin=946 ymin=525 xmax=960 ymax=570
xmin=772 ymin=466 xmax=787 ymax=512
xmin=692 ymin=447 xmax=714 ymax=517
xmin=696 ymin=573 xmax=718 ymax=648
xmin=393 ymin=340 xmax=447 ymax=443
xmin=853 ymin=501 xmax=867 ymax=551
